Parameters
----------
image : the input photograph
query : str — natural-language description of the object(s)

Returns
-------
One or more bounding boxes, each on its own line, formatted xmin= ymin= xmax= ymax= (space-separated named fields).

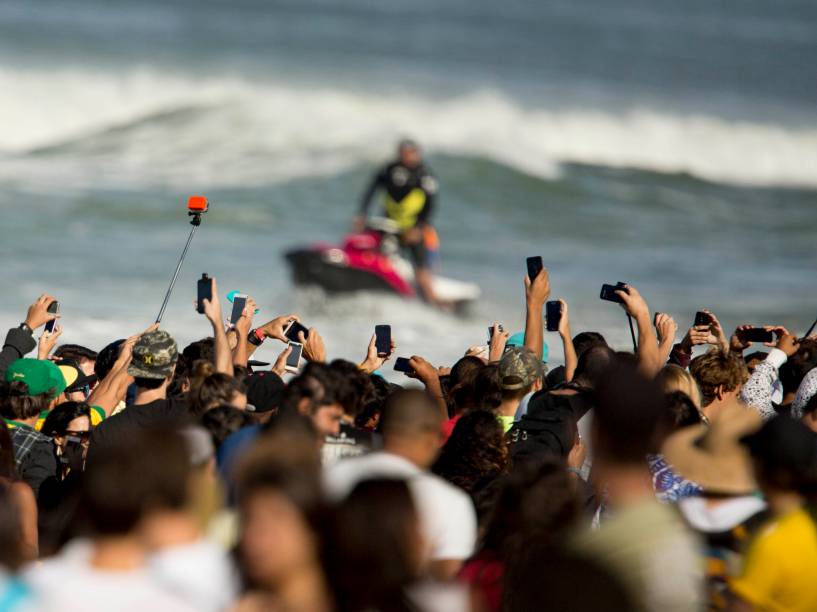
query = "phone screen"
xmin=230 ymin=295 xmax=247 ymax=326
xmin=526 ymin=256 xmax=544 ymax=281
xmin=286 ymin=342 xmax=303 ymax=371
xmin=45 ymin=300 xmax=59 ymax=333
xmin=546 ymin=301 xmax=561 ymax=332
xmin=285 ymin=321 xmax=310 ymax=343
xmin=375 ymin=325 xmax=391 ymax=356
xmin=197 ymin=274 xmax=212 ymax=314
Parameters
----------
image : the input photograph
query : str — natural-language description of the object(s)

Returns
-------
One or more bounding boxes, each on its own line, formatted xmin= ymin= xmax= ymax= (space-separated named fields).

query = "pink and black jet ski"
xmin=284 ymin=219 xmax=480 ymax=313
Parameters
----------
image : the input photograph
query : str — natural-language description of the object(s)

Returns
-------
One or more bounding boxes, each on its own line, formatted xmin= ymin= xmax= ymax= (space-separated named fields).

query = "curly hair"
xmin=689 ymin=348 xmax=748 ymax=407
xmin=188 ymin=361 xmax=245 ymax=416
xmin=432 ymin=410 xmax=508 ymax=496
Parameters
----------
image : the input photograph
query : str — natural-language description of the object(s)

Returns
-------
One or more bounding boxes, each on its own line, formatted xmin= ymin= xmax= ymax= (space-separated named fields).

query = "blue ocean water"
xmin=0 ymin=0 xmax=815 ymax=367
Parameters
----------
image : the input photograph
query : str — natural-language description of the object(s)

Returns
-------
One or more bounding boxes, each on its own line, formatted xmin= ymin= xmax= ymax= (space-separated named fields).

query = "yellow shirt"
xmin=730 ymin=507 xmax=817 ymax=612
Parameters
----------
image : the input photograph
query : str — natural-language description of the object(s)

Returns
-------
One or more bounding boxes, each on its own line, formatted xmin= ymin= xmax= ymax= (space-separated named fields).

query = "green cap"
xmin=5 ymin=358 xmax=67 ymax=398
xmin=499 ymin=346 xmax=544 ymax=391
xmin=127 ymin=330 xmax=178 ymax=380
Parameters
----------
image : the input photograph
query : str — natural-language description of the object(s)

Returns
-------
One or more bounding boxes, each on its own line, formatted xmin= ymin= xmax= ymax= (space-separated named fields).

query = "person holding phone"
xmin=355 ymin=140 xmax=441 ymax=305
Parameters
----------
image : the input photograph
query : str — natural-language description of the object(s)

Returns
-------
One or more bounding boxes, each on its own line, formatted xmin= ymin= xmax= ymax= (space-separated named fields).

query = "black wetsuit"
xmin=360 ymin=161 xmax=438 ymax=268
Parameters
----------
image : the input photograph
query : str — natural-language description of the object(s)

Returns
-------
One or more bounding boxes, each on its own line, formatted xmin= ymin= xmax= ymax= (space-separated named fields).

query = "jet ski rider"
xmin=354 ymin=139 xmax=440 ymax=305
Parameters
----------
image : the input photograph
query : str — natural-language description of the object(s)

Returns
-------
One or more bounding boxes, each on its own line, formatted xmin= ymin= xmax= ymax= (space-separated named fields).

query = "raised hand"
xmin=258 ymin=314 xmax=302 ymax=343
xmin=299 ymin=328 xmax=326 ymax=363
xmin=38 ymin=326 xmax=63 ymax=360
xmin=615 ymin=284 xmax=649 ymax=320
xmin=272 ymin=345 xmax=293 ymax=378
xmin=488 ymin=322 xmax=510 ymax=363
xmin=524 ymin=269 xmax=551 ymax=308
xmin=655 ymin=313 xmax=678 ymax=346
xmin=24 ymin=294 xmax=59 ymax=331
xmin=359 ymin=333 xmax=396 ymax=374
xmin=201 ymin=277 xmax=222 ymax=326
xmin=235 ymin=297 xmax=258 ymax=336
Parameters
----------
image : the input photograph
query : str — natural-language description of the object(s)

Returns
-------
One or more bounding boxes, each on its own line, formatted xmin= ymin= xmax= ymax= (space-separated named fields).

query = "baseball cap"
xmin=506 ymin=332 xmax=549 ymax=363
xmin=5 ymin=358 xmax=66 ymax=398
xmin=55 ymin=359 xmax=98 ymax=393
xmin=742 ymin=416 xmax=817 ymax=484
xmin=245 ymin=371 xmax=285 ymax=413
xmin=499 ymin=347 xmax=544 ymax=391
xmin=127 ymin=330 xmax=178 ymax=380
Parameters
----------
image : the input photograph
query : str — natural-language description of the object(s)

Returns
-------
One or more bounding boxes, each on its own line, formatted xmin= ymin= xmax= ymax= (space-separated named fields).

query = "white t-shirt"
xmin=148 ymin=538 xmax=238 ymax=612
xmin=325 ymin=451 xmax=477 ymax=561
xmin=24 ymin=540 xmax=196 ymax=612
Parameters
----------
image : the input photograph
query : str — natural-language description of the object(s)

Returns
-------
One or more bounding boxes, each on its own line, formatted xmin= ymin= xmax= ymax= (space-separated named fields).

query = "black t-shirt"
xmin=88 ymin=398 xmax=191 ymax=457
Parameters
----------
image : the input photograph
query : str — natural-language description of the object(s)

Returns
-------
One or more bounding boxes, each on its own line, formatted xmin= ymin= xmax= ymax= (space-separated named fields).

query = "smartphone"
xmin=230 ymin=294 xmax=247 ymax=327
xmin=526 ymin=256 xmax=544 ymax=281
xmin=285 ymin=320 xmax=310 ymax=343
xmin=546 ymin=301 xmax=562 ymax=332
xmin=600 ymin=282 xmax=627 ymax=304
xmin=375 ymin=325 xmax=392 ymax=357
xmin=394 ymin=357 xmax=415 ymax=375
xmin=285 ymin=342 xmax=303 ymax=373
xmin=45 ymin=301 xmax=59 ymax=333
xmin=197 ymin=274 xmax=212 ymax=314
xmin=743 ymin=328 xmax=775 ymax=343
xmin=693 ymin=311 xmax=711 ymax=327
xmin=488 ymin=324 xmax=504 ymax=343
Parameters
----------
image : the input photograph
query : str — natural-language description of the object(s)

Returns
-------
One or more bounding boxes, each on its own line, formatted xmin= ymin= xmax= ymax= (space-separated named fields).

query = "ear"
xmin=714 ymin=385 xmax=725 ymax=401
xmin=533 ymin=379 xmax=544 ymax=392
xmin=297 ymin=397 xmax=311 ymax=415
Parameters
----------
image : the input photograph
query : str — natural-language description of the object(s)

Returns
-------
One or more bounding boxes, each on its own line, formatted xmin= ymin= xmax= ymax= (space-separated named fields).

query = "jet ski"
xmin=284 ymin=218 xmax=480 ymax=313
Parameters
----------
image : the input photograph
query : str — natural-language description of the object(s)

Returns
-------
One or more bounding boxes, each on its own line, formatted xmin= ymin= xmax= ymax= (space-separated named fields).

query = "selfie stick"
xmin=155 ymin=197 xmax=209 ymax=324
xmin=803 ymin=316 xmax=817 ymax=341
xmin=627 ymin=314 xmax=638 ymax=353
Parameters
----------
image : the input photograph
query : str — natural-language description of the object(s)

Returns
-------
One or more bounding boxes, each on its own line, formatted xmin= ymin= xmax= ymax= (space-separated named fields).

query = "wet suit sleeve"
xmin=360 ymin=167 xmax=387 ymax=217
xmin=0 ymin=327 xmax=37 ymax=379
xmin=415 ymin=172 xmax=438 ymax=225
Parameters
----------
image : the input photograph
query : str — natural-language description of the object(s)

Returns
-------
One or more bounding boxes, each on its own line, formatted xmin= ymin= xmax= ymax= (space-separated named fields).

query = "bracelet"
xmin=248 ymin=328 xmax=265 ymax=347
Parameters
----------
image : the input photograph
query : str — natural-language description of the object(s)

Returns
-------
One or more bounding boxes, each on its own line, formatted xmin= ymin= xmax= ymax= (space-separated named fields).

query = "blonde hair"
xmin=658 ymin=364 xmax=703 ymax=412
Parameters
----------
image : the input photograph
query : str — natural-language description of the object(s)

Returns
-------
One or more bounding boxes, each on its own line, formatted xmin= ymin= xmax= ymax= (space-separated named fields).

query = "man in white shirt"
xmin=325 ymin=390 xmax=477 ymax=581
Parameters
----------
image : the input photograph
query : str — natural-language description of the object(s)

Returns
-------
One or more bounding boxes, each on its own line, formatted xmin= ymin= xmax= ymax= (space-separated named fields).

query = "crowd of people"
xmin=1 ymin=268 xmax=817 ymax=612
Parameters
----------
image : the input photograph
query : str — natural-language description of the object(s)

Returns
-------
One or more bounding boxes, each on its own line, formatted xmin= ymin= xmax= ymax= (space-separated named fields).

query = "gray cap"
xmin=499 ymin=346 xmax=544 ymax=391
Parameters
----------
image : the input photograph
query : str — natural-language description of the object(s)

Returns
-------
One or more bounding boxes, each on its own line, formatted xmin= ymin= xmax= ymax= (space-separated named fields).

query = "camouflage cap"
xmin=499 ymin=346 xmax=544 ymax=391
xmin=127 ymin=330 xmax=178 ymax=380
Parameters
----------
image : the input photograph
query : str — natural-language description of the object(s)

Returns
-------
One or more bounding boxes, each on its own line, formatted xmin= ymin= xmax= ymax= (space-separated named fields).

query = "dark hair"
xmin=664 ymin=392 xmax=702 ymax=429
xmin=572 ymin=345 xmax=615 ymax=390
xmin=200 ymin=404 xmax=252 ymax=450
xmin=188 ymin=362 xmax=244 ymax=417
xmin=0 ymin=421 xmax=17 ymax=482
xmin=41 ymin=401 xmax=92 ymax=438
xmin=0 ymin=381 xmax=52 ymax=420
xmin=279 ymin=363 xmax=342 ymax=418
xmin=474 ymin=364 xmax=502 ymax=412
xmin=572 ymin=331 xmax=608 ymax=357
xmin=593 ymin=361 xmax=666 ymax=463
xmin=446 ymin=356 xmax=483 ymax=418
xmin=80 ymin=429 xmax=191 ymax=535
xmin=0 ymin=487 xmax=24 ymax=571
xmin=182 ymin=337 xmax=215 ymax=366
xmin=779 ymin=340 xmax=817 ymax=395
xmin=432 ymin=410 xmax=508 ymax=496
xmin=503 ymin=544 xmax=635 ymax=612
xmin=133 ymin=376 xmax=166 ymax=390
xmin=53 ymin=344 xmax=98 ymax=363
xmin=354 ymin=374 xmax=395 ymax=429
xmin=480 ymin=459 xmax=580 ymax=559
xmin=324 ymin=479 xmax=419 ymax=612
xmin=329 ymin=359 xmax=376 ymax=419
xmin=94 ymin=339 xmax=125 ymax=380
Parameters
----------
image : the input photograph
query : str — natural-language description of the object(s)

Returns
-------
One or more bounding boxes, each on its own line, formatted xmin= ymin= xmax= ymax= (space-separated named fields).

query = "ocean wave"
xmin=2 ymin=66 xmax=817 ymax=188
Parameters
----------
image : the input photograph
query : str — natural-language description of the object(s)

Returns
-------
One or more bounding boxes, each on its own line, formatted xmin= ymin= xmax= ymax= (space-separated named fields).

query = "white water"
xmin=2 ymin=66 xmax=817 ymax=189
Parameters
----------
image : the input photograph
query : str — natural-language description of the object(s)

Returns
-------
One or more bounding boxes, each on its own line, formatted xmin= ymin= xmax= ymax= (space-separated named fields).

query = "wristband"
xmin=18 ymin=323 xmax=32 ymax=334
xmin=248 ymin=328 xmax=265 ymax=347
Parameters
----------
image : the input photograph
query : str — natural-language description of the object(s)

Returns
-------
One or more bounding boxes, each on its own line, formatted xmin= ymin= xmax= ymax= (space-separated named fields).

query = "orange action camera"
xmin=187 ymin=195 xmax=209 ymax=213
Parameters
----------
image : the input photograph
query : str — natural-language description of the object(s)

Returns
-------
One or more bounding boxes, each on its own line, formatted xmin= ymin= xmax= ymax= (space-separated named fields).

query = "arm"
xmin=793 ymin=368 xmax=817 ymax=418
xmin=488 ymin=323 xmax=509 ymax=363
xmin=0 ymin=295 xmax=57 ymax=377
xmin=358 ymin=168 xmax=385 ymax=220
xmin=409 ymin=356 xmax=449 ymax=421
xmin=654 ymin=313 xmax=678 ymax=366
xmin=87 ymin=334 xmax=140 ymax=417
xmin=201 ymin=277 xmax=233 ymax=376
xmin=616 ymin=285 xmax=661 ymax=377
xmin=557 ymin=299 xmax=578 ymax=381
xmin=247 ymin=314 xmax=302 ymax=358
xmin=232 ymin=297 xmax=257 ymax=369
xmin=359 ymin=334 xmax=397 ymax=374
xmin=740 ymin=329 xmax=797 ymax=420
xmin=524 ymin=270 xmax=550 ymax=361
xmin=414 ymin=171 xmax=438 ymax=225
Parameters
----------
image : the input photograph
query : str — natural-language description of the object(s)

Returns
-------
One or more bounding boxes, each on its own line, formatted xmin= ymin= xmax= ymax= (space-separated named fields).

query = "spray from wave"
xmin=2 ymin=66 xmax=817 ymax=189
